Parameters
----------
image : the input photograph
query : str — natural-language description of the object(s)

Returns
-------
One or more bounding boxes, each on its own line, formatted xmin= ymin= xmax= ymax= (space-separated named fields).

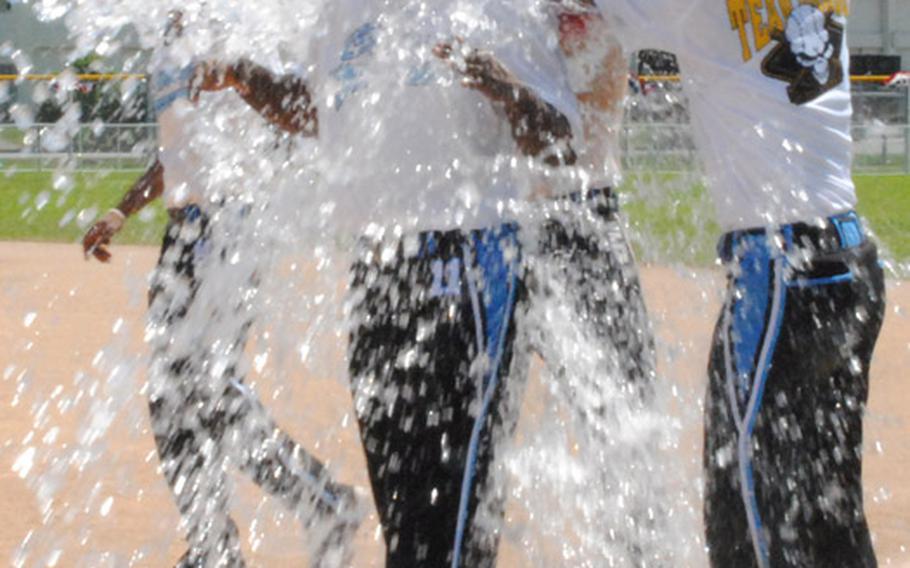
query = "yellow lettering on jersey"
xmin=747 ymin=0 xmax=771 ymax=51
xmin=778 ymin=0 xmax=793 ymax=18
xmin=827 ymin=0 xmax=849 ymax=16
xmin=728 ymin=0 xmax=753 ymax=62
xmin=728 ymin=0 xmax=848 ymax=63
xmin=764 ymin=0 xmax=785 ymax=38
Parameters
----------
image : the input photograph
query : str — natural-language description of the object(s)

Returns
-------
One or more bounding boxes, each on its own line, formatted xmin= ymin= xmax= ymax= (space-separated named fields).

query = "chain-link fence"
xmin=1 ymin=86 xmax=909 ymax=174
xmin=852 ymin=85 xmax=910 ymax=173
xmin=0 ymin=122 xmax=155 ymax=171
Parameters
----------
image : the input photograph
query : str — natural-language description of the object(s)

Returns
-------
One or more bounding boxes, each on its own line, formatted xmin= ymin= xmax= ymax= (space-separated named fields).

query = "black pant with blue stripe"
xmin=538 ymin=188 xmax=656 ymax=399
xmin=536 ymin=188 xmax=664 ymax=562
xmin=348 ymin=224 xmax=526 ymax=568
xmin=704 ymin=211 xmax=885 ymax=568
xmin=149 ymin=205 xmax=356 ymax=567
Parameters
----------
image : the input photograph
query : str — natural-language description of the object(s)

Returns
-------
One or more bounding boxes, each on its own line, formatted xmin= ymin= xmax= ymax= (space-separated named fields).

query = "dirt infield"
xmin=1 ymin=241 xmax=907 ymax=567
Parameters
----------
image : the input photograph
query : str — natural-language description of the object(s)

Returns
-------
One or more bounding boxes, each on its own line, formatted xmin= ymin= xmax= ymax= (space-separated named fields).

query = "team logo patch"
xmin=760 ymin=4 xmax=844 ymax=106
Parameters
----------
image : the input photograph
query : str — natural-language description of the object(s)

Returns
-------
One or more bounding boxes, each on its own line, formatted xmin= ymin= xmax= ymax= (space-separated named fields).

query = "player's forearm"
xmin=230 ymin=60 xmax=317 ymax=136
xmin=116 ymin=159 xmax=164 ymax=217
xmin=466 ymin=54 xmax=577 ymax=166
xmin=501 ymin=87 xmax=577 ymax=166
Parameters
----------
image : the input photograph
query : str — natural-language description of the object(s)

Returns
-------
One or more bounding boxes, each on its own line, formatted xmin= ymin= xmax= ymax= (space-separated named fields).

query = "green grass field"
xmin=0 ymin=170 xmax=907 ymax=266
xmin=0 ymin=170 xmax=168 ymax=246
xmin=620 ymin=173 xmax=910 ymax=265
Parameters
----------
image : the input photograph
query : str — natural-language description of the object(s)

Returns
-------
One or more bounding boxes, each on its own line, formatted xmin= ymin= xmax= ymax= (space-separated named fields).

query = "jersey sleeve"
xmin=461 ymin=0 xmax=584 ymax=138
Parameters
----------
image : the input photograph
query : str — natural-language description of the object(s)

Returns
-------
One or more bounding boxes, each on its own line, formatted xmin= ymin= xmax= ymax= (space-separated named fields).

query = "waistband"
xmin=549 ymin=186 xmax=618 ymax=217
xmin=420 ymin=223 xmax=520 ymax=258
xmin=718 ymin=211 xmax=866 ymax=263
xmin=356 ymin=222 xmax=521 ymax=262
xmin=167 ymin=202 xmax=254 ymax=223
xmin=167 ymin=203 xmax=205 ymax=222
xmin=553 ymin=186 xmax=616 ymax=205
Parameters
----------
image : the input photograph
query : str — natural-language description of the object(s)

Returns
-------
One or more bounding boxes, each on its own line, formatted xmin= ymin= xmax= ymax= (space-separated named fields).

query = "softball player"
xmin=199 ymin=1 xmax=584 ymax=564
xmin=526 ymin=1 xmax=665 ymax=562
xmin=540 ymin=0 xmax=655 ymax=428
xmin=82 ymin=15 xmax=361 ymax=567
xmin=594 ymin=1 xmax=884 ymax=566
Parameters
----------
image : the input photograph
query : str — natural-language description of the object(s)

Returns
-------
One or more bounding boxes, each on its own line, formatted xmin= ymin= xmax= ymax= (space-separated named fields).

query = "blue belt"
xmin=718 ymin=211 xmax=865 ymax=263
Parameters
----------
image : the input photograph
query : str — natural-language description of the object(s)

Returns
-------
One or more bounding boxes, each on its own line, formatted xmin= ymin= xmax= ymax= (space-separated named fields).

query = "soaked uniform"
xmin=541 ymin=2 xmax=655 ymax=398
xmin=298 ymin=1 xmax=580 ymax=565
xmin=529 ymin=5 xmax=664 ymax=562
xmin=596 ymin=1 xmax=884 ymax=566
xmin=539 ymin=3 xmax=656 ymax=403
xmin=146 ymin=48 xmax=355 ymax=567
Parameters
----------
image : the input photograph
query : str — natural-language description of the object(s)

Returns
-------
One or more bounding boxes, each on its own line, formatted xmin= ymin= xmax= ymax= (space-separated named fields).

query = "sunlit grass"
xmin=0 ymin=170 xmax=166 ymax=245
xmin=0 ymin=170 xmax=907 ymax=266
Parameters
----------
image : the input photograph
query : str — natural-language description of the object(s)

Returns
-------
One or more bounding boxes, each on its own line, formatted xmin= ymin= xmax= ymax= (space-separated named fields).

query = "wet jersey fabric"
xmin=549 ymin=3 xmax=626 ymax=190
xmin=596 ymin=0 xmax=856 ymax=231
xmin=149 ymin=48 xmax=208 ymax=209
xmin=301 ymin=0 xmax=581 ymax=233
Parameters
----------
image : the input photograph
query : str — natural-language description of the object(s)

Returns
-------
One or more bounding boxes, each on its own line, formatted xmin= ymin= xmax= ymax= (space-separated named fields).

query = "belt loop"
xmin=718 ymin=231 xmax=736 ymax=263
xmin=830 ymin=211 xmax=864 ymax=249
xmin=781 ymin=224 xmax=795 ymax=254
xmin=421 ymin=232 xmax=438 ymax=259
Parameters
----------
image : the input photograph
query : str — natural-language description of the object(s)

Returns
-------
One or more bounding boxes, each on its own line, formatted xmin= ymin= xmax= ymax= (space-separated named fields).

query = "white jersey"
xmin=301 ymin=0 xmax=581 ymax=233
xmin=550 ymin=3 xmax=626 ymax=190
xmin=149 ymin=48 xmax=207 ymax=209
xmin=596 ymin=0 xmax=856 ymax=231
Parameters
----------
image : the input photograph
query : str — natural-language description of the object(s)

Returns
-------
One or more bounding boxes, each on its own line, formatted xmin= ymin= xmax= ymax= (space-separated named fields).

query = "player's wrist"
xmin=104 ymin=208 xmax=126 ymax=231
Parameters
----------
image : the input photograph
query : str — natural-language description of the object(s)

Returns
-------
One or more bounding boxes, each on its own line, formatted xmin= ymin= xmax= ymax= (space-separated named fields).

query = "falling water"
xmin=2 ymin=1 xmax=907 ymax=567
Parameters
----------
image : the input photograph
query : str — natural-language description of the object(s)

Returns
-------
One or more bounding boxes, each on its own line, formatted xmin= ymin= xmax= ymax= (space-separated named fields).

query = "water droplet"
xmin=76 ymin=207 xmax=98 ymax=229
xmin=12 ymin=446 xmax=36 ymax=479
xmin=99 ymin=496 xmax=113 ymax=517
xmin=58 ymin=210 xmax=76 ymax=228
xmin=253 ymin=352 xmax=268 ymax=374
xmin=10 ymin=104 xmax=34 ymax=130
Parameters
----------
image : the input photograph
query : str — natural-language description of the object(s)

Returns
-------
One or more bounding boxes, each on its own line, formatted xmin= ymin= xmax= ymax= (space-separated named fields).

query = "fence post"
xmin=881 ymin=133 xmax=888 ymax=167
xmin=905 ymin=123 xmax=910 ymax=174
xmin=906 ymin=87 xmax=910 ymax=174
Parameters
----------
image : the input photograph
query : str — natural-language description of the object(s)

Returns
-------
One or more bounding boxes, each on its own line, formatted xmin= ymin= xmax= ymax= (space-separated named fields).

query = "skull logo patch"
xmin=761 ymin=4 xmax=844 ymax=106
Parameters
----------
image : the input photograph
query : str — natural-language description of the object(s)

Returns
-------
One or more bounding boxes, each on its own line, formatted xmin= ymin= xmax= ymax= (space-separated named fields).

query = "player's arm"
xmin=82 ymin=159 xmax=164 ymax=262
xmin=194 ymin=60 xmax=317 ymax=136
xmin=574 ymin=43 xmax=627 ymax=114
xmin=436 ymin=44 xmax=577 ymax=167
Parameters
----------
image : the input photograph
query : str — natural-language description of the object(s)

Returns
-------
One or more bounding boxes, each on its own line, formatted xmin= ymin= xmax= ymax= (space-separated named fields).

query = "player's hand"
xmin=82 ymin=209 xmax=125 ymax=263
xmin=434 ymin=40 xmax=516 ymax=102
